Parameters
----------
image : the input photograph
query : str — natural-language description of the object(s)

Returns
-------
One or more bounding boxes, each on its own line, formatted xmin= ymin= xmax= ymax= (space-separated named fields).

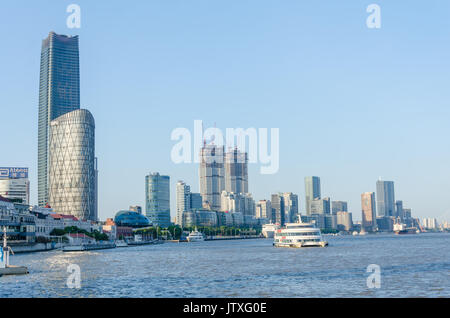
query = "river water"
xmin=1 ymin=233 xmax=449 ymax=297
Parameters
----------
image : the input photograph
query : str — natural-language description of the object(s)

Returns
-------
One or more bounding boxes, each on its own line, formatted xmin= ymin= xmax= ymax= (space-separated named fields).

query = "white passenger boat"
xmin=187 ymin=228 xmax=205 ymax=242
xmin=273 ymin=222 xmax=328 ymax=248
xmin=262 ymin=223 xmax=280 ymax=238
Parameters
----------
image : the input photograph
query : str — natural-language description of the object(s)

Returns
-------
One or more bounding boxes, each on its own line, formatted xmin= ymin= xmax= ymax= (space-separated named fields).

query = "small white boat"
xmin=187 ymin=228 xmax=205 ymax=242
xmin=115 ymin=240 xmax=129 ymax=247
xmin=274 ymin=221 xmax=328 ymax=248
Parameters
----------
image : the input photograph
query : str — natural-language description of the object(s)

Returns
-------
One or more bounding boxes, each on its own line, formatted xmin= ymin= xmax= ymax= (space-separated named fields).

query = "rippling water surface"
xmin=1 ymin=233 xmax=449 ymax=297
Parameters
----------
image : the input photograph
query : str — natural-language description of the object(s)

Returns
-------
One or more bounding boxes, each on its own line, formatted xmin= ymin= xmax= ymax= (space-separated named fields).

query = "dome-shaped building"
xmin=114 ymin=210 xmax=151 ymax=228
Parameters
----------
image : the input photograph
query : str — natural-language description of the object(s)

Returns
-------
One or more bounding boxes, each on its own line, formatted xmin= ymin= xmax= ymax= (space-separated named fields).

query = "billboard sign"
xmin=0 ymin=167 xmax=28 ymax=179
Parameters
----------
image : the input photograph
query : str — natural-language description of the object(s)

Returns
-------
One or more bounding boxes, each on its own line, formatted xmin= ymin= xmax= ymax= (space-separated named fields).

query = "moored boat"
xmin=187 ymin=228 xmax=204 ymax=242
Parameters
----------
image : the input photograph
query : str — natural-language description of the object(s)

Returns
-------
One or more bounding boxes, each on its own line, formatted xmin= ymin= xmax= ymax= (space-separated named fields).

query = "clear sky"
xmin=1 ymin=0 xmax=449 ymax=223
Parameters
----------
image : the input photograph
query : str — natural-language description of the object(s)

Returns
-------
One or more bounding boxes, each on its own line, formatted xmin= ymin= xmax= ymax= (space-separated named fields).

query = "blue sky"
xmin=1 ymin=0 xmax=449 ymax=222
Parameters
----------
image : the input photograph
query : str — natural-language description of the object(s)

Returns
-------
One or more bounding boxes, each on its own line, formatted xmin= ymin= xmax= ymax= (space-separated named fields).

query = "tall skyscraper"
xmin=145 ymin=173 xmax=170 ymax=228
xmin=283 ymin=192 xmax=299 ymax=223
xmin=48 ymin=109 xmax=97 ymax=221
xmin=176 ymin=181 xmax=191 ymax=226
xmin=376 ymin=180 xmax=395 ymax=217
xmin=38 ymin=32 xmax=80 ymax=206
xmin=271 ymin=194 xmax=285 ymax=225
xmin=395 ymin=200 xmax=403 ymax=220
xmin=224 ymin=148 xmax=248 ymax=194
xmin=361 ymin=192 xmax=377 ymax=232
xmin=305 ymin=176 xmax=321 ymax=215
xmin=199 ymin=144 xmax=224 ymax=210
xmin=331 ymin=201 xmax=348 ymax=215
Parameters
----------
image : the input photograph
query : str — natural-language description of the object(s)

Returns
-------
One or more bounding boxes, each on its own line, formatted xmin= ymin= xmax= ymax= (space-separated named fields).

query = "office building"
xmin=271 ymin=194 xmax=285 ymax=225
xmin=305 ymin=176 xmax=321 ymax=215
xmin=224 ymin=148 xmax=248 ymax=194
xmin=376 ymin=180 xmax=395 ymax=217
xmin=331 ymin=201 xmax=348 ymax=215
xmin=361 ymin=192 xmax=377 ymax=232
xmin=283 ymin=192 xmax=299 ymax=223
xmin=176 ymin=181 xmax=191 ymax=225
xmin=336 ymin=211 xmax=353 ymax=231
xmin=145 ymin=172 xmax=170 ymax=228
xmin=199 ymin=144 xmax=224 ymax=210
xmin=0 ymin=167 xmax=30 ymax=204
xmin=395 ymin=200 xmax=403 ymax=220
xmin=220 ymin=191 xmax=255 ymax=216
xmin=310 ymin=197 xmax=331 ymax=215
xmin=48 ymin=109 xmax=97 ymax=221
xmin=256 ymin=200 xmax=272 ymax=221
xmin=38 ymin=32 xmax=80 ymax=206
xmin=422 ymin=218 xmax=438 ymax=230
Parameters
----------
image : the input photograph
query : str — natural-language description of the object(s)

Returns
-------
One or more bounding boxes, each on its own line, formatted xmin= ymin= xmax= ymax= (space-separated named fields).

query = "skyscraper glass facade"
xmin=48 ymin=109 xmax=97 ymax=221
xmin=38 ymin=32 xmax=80 ymax=206
xmin=145 ymin=172 xmax=170 ymax=227
xmin=305 ymin=176 xmax=321 ymax=216
xmin=376 ymin=180 xmax=395 ymax=217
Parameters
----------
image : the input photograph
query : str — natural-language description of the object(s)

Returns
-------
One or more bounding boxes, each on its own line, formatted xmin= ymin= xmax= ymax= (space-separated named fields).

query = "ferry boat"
xmin=262 ymin=223 xmax=280 ymax=238
xmin=274 ymin=222 xmax=328 ymax=248
xmin=393 ymin=222 xmax=419 ymax=235
xmin=187 ymin=228 xmax=205 ymax=242
xmin=0 ymin=226 xmax=28 ymax=276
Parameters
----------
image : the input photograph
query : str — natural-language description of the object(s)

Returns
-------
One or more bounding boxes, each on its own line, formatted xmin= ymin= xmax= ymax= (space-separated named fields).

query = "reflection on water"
xmin=1 ymin=233 xmax=449 ymax=297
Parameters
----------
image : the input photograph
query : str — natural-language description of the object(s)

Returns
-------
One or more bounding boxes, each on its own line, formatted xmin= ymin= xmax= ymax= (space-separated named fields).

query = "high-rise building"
xmin=220 ymin=191 xmax=255 ymax=216
xmin=376 ymin=180 xmax=395 ymax=217
xmin=395 ymin=200 xmax=403 ymax=220
xmin=0 ymin=168 xmax=30 ymax=204
xmin=189 ymin=193 xmax=203 ymax=210
xmin=271 ymin=194 xmax=285 ymax=225
xmin=282 ymin=193 xmax=299 ymax=223
xmin=199 ymin=144 xmax=224 ymax=210
xmin=422 ymin=218 xmax=438 ymax=230
xmin=38 ymin=32 xmax=80 ymax=206
xmin=48 ymin=109 xmax=97 ymax=221
xmin=361 ymin=192 xmax=377 ymax=232
xmin=305 ymin=176 xmax=321 ymax=215
xmin=224 ymin=148 xmax=248 ymax=194
xmin=310 ymin=197 xmax=331 ymax=215
xmin=336 ymin=211 xmax=353 ymax=231
xmin=145 ymin=172 xmax=170 ymax=228
xmin=332 ymin=201 xmax=348 ymax=215
xmin=256 ymin=200 xmax=272 ymax=221
xmin=176 ymin=181 xmax=191 ymax=226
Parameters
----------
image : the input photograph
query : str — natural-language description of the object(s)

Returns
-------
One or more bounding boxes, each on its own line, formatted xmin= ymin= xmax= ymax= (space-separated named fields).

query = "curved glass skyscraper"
xmin=38 ymin=32 xmax=80 ymax=206
xmin=48 ymin=109 xmax=97 ymax=221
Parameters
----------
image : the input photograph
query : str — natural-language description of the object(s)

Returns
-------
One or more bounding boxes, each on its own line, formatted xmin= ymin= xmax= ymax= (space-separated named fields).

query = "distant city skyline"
xmin=1 ymin=1 xmax=449 ymax=223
